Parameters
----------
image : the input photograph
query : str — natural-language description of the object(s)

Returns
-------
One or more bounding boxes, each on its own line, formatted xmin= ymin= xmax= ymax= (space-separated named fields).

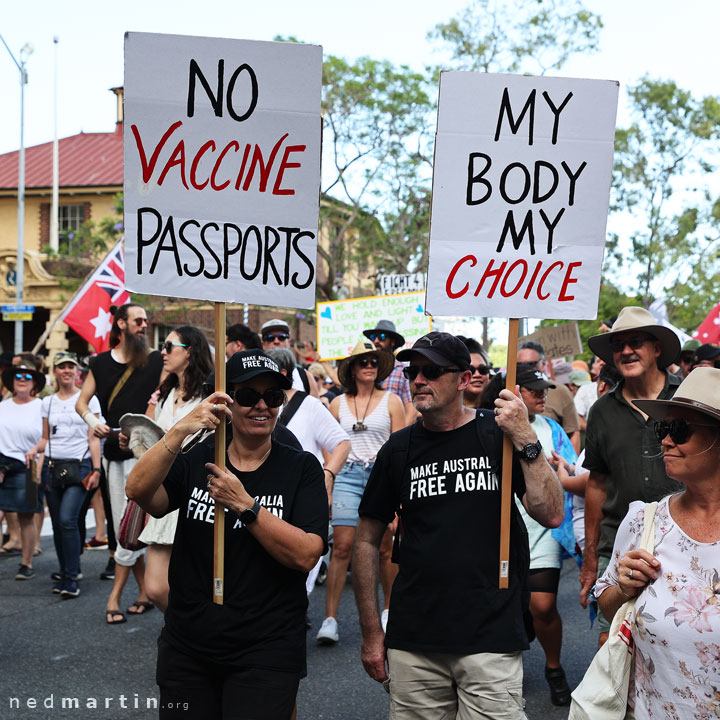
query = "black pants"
xmin=156 ymin=636 xmax=299 ymax=720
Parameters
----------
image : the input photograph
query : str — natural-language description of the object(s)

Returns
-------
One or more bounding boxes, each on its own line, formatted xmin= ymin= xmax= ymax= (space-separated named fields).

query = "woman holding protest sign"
xmin=126 ymin=349 xmax=328 ymax=720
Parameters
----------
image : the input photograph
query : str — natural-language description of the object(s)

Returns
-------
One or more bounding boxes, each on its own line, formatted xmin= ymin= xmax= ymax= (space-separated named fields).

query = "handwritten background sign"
xmin=426 ymin=72 xmax=618 ymax=320
xmin=316 ymin=292 xmax=431 ymax=361
xmin=123 ymin=33 xmax=322 ymax=308
xmin=378 ymin=272 xmax=425 ymax=296
xmin=520 ymin=321 xmax=583 ymax=359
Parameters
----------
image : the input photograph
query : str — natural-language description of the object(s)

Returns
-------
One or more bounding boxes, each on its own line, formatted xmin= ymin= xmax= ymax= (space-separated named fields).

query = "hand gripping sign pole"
xmin=213 ymin=303 xmax=226 ymax=604
xmin=499 ymin=318 xmax=519 ymax=589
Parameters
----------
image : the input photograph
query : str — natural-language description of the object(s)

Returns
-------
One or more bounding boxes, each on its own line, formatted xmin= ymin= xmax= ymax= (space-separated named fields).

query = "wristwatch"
xmin=516 ymin=440 xmax=543 ymax=462
xmin=239 ymin=499 xmax=262 ymax=526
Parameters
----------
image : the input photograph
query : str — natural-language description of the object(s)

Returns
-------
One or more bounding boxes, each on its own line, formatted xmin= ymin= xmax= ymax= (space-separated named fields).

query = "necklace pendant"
xmin=352 ymin=421 xmax=368 ymax=432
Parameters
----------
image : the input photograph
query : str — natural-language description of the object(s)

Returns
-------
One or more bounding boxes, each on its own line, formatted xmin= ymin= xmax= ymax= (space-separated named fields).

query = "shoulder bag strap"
xmin=278 ymin=391 xmax=307 ymax=427
xmin=107 ymin=365 xmax=135 ymax=410
xmin=639 ymin=501 xmax=659 ymax=552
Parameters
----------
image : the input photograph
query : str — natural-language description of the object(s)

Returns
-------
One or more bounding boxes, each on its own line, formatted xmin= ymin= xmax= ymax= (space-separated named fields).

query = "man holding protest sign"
xmin=352 ymin=332 xmax=564 ymax=718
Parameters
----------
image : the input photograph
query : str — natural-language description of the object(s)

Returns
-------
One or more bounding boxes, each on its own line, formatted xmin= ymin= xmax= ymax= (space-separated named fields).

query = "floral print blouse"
xmin=596 ymin=496 xmax=720 ymax=719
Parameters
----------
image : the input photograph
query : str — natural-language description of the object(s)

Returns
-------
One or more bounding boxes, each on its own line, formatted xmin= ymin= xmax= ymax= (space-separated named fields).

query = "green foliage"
xmin=428 ymin=0 xmax=602 ymax=75
xmin=610 ymin=78 xmax=720 ymax=314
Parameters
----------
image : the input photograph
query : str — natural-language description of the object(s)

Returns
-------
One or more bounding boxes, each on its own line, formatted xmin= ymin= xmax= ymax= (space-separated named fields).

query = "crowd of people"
xmin=1 ymin=301 xmax=719 ymax=719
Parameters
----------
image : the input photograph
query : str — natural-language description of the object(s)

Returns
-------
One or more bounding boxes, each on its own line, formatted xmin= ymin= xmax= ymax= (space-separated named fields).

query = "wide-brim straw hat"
xmin=587 ymin=306 xmax=681 ymax=369
xmin=2 ymin=363 xmax=46 ymax=394
xmin=337 ymin=339 xmax=395 ymax=388
xmin=632 ymin=367 xmax=720 ymax=423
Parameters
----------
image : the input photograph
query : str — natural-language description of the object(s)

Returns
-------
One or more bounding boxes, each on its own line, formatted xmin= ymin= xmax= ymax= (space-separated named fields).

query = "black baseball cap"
xmin=397 ymin=332 xmax=471 ymax=370
xmin=516 ymin=367 xmax=556 ymax=390
xmin=226 ymin=350 xmax=292 ymax=389
xmin=690 ymin=344 xmax=720 ymax=370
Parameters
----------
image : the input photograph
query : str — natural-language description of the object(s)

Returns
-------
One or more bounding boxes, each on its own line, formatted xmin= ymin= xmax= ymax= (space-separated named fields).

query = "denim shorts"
xmin=331 ymin=461 xmax=373 ymax=528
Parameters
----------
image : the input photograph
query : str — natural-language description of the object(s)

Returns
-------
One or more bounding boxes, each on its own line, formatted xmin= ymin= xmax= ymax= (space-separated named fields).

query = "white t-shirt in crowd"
xmin=574 ymin=381 xmax=598 ymax=419
xmin=0 ymin=397 xmax=42 ymax=462
xmin=285 ymin=394 xmax=348 ymax=464
xmin=572 ymin=449 xmax=589 ymax=552
xmin=41 ymin=391 xmax=101 ymax=460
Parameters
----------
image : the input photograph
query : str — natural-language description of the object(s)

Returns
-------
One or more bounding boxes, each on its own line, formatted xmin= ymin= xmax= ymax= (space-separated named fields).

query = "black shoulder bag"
xmin=47 ymin=395 xmax=85 ymax=488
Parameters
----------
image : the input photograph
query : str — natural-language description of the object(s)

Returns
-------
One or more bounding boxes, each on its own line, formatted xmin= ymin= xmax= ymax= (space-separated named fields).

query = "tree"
xmin=610 ymin=78 xmax=720 ymax=313
xmin=427 ymin=0 xmax=602 ymax=75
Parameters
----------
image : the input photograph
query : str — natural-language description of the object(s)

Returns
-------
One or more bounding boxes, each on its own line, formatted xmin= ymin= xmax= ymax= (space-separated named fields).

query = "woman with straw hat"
xmin=316 ymin=338 xmax=404 ymax=645
xmin=594 ymin=367 xmax=720 ymax=719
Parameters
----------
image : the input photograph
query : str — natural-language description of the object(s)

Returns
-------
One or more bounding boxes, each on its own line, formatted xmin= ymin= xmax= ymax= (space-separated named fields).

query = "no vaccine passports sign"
xmin=426 ymin=72 xmax=619 ymax=320
xmin=123 ymin=32 xmax=322 ymax=308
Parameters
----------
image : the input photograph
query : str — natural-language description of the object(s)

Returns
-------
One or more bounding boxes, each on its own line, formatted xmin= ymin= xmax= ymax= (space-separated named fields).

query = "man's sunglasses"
xmin=654 ymin=418 xmax=720 ymax=445
xmin=231 ymin=387 xmax=286 ymax=408
xmin=263 ymin=333 xmax=289 ymax=342
xmin=160 ymin=341 xmax=188 ymax=353
xmin=368 ymin=332 xmax=388 ymax=342
xmin=131 ymin=317 xmax=148 ymax=326
xmin=470 ymin=364 xmax=490 ymax=376
xmin=14 ymin=373 xmax=34 ymax=381
xmin=355 ymin=357 xmax=379 ymax=368
xmin=403 ymin=365 xmax=461 ymax=381
xmin=609 ymin=337 xmax=650 ymax=354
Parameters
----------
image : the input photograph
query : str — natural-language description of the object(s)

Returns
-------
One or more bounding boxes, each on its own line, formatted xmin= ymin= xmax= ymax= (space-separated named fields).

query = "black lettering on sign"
xmin=496 ymin=210 xmax=535 ymax=254
xmin=494 ymin=88 xmax=536 ymax=145
xmin=466 ymin=153 xmax=492 ymax=205
xmin=187 ymin=59 xmax=258 ymax=123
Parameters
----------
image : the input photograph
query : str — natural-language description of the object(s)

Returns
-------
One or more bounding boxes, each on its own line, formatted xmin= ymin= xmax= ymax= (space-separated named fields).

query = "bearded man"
xmin=76 ymin=303 xmax=164 ymax=624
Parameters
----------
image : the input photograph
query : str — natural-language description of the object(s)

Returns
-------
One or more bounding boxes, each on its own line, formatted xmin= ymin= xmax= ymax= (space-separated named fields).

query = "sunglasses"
xmin=160 ymin=341 xmax=188 ymax=353
xmin=368 ymin=332 xmax=388 ymax=342
xmin=231 ymin=387 xmax=286 ymax=408
xmin=470 ymin=364 xmax=490 ymax=375
xmin=654 ymin=418 xmax=720 ymax=445
xmin=355 ymin=357 xmax=379 ymax=368
xmin=14 ymin=373 xmax=34 ymax=381
xmin=609 ymin=337 xmax=650 ymax=354
xmin=403 ymin=365 xmax=461 ymax=381
xmin=131 ymin=317 xmax=148 ymax=327
xmin=263 ymin=333 xmax=289 ymax=342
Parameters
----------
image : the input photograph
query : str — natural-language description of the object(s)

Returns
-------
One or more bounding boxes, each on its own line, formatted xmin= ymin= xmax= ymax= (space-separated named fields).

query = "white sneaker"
xmin=316 ymin=616 xmax=339 ymax=644
xmin=381 ymin=608 xmax=389 ymax=633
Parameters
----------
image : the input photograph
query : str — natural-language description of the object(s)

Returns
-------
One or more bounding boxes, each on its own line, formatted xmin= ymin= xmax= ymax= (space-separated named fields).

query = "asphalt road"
xmin=1 ymin=538 xmax=596 ymax=720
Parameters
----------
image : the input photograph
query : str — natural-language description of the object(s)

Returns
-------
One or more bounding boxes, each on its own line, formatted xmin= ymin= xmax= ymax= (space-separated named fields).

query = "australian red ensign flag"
xmin=62 ymin=242 xmax=130 ymax=352
xmin=692 ymin=301 xmax=720 ymax=345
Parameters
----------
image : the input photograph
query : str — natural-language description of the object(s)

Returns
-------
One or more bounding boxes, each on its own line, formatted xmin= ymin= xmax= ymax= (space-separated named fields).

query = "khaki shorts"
xmin=387 ymin=648 xmax=527 ymax=720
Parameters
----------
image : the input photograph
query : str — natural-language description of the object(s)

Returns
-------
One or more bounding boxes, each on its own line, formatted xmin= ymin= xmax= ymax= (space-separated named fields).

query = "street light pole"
xmin=1 ymin=36 xmax=33 ymax=353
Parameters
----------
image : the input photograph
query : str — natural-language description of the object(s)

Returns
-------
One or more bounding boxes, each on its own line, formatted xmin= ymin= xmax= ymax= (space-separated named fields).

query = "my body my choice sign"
xmin=123 ymin=33 xmax=322 ymax=308
xmin=426 ymin=72 xmax=618 ymax=320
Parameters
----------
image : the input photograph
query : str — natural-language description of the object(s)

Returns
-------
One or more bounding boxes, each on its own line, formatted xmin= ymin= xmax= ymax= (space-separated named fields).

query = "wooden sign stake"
xmin=499 ymin=317 xmax=520 ymax=588
xmin=213 ymin=302 xmax=226 ymax=604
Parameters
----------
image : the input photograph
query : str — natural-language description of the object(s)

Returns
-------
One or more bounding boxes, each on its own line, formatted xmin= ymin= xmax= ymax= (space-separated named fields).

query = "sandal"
xmin=106 ymin=609 xmax=127 ymax=625
xmin=127 ymin=600 xmax=154 ymax=615
xmin=0 ymin=546 xmax=21 ymax=557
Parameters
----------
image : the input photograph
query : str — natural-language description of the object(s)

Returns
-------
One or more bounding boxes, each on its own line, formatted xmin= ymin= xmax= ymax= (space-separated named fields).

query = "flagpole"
xmin=31 ymin=239 xmax=125 ymax=354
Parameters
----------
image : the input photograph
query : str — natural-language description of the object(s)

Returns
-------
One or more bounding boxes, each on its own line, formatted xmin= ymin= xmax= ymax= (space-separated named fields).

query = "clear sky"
xmin=2 ymin=0 xmax=718 ymax=154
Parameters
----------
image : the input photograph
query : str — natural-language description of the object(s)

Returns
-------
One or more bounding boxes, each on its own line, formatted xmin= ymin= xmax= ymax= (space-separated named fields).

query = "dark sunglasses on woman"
xmin=160 ymin=341 xmax=188 ymax=353
xmin=231 ymin=387 xmax=286 ymax=408
xmin=355 ymin=357 xmax=379 ymax=368
xmin=402 ymin=365 xmax=462 ymax=381
xmin=470 ymin=364 xmax=490 ymax=375
xmin=654 ymin=418 xmax=720 ymax=445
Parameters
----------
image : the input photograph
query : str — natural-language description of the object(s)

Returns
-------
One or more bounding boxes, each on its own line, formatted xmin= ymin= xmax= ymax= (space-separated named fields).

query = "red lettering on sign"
xmin=273 ymin=144 xmax=306 ymax=196
xmin=189 ymin=140 xmax=216 ymax=190
xmin=473 ymin=259 xmax=507 ymax=298
xmin=446 ymin=255 xmax=477 ymax=298
xmin=537 ymin=261 xmax=564 ymax=300
xmin=559 ymin=261 xmax=582 ymax=301
xmin=500 ymin=260 xmax=528 ymax=297
xmin=131 ymin=121 xmax=183 ymax=184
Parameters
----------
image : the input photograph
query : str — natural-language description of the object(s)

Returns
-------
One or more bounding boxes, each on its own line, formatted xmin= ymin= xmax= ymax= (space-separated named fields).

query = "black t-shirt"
xmin=89 ymin=350 xmax=163 ymax=460
xmin=359 ymin=410 xmax=530 ymax=654
xmin=161 ymin=438 xmax=328 ymax=674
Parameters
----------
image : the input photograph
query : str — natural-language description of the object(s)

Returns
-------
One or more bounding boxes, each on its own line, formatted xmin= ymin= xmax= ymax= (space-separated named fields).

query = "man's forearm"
xmin=352 ymin=518 xmax=386 ymax=634
xmin=583 ymin=471 xmax=607 ymax=567
xmin=521 ymin=457 xmax=565 ymax=528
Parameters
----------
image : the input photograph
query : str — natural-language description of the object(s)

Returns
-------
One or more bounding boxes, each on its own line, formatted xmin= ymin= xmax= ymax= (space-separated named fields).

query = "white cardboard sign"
xmin=378 ymin=273 xmax=425 ymax=296
xmin=426 ymin=72 xmax=618 ymax=320
xmin=316 ymin=292 xmax=431 ymax=361
xmin=123 ymin=32 xmax=322 ymax=308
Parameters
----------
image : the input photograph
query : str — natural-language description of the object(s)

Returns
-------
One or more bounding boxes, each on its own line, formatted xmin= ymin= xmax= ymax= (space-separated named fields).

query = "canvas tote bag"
xmin=568 ymin=501 xmax=658 ymax=720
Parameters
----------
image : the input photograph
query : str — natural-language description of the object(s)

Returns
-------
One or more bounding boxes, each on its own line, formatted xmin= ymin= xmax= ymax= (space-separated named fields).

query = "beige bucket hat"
xmin=587 ymin=306 xmax=681 ymax=368
xmin=632 ymin=367 xmax=720 ymax=422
